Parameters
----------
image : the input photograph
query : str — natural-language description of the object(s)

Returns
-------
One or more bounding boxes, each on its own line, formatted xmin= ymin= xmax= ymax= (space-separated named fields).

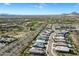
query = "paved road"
xmin=47 ymin=38 xmax=53 ymax=56
xmin=46 ymin=33 xmax=53 ymax=56
xmin=46 ymin=33 xmax=57 ymax=56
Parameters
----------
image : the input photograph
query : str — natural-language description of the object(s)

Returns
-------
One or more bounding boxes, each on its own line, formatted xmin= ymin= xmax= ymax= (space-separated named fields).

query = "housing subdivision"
xmin=47 ymin=24 xmax=79 ymax=56
xmin=26 ymin=24 xmax=79 ymax=56
xmin=0 ymin=23 xmax=79 ymax=56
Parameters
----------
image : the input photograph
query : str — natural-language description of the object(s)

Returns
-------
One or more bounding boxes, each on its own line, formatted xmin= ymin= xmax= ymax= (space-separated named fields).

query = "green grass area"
xmin=11 ymin=27 xmax=24 ymax=32
xmin=25 ymin=20 xmax=44 ymax=31
xmin=30 ymin=20 xmax=43 ymax=26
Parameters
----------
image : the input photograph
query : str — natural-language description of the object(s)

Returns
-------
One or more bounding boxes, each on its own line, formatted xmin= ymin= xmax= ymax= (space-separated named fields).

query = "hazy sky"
xmin=0 ymin=3 xmax=79 ymax=15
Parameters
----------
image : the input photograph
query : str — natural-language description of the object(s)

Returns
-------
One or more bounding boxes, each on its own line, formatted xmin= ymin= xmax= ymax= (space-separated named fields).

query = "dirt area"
xmin=70 ymin=32 xmax=79 ymax=47
xmin=0 ymin=32 xmax=27 ymax=38
xmin=70 ymin=31 xmax=79 ymax=54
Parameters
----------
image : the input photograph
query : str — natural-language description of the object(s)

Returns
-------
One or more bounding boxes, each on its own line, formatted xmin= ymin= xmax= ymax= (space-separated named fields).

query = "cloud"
xmin=4 ymin=3 xmax=11 ymax=6
xmin=77 ymin=3 xmax=79 ymax=5
xmin=34 ymin=3 xmax=47 ymax=9
xmin=53 ymin=3 xmax=58 ymax=5
xmin=73 ymin=3 xmax=79 ymax=8
xmin=39 ymin=5 xmax=43 ymax=9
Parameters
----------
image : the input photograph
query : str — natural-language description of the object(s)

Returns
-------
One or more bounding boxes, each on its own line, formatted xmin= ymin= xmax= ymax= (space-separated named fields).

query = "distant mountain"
xmin=0 ymin=12 xmax=79 ymax=18
xmin=70 ymin=12 xmax=79 ymax=15
xmin=63 ymin=12 xmax=79 ymax=16
xmin=0 ymin=14 xmax=9 ymax=15
xmin=0 ymin=14 xmax=24 ymax=18
xmin=0 ymin=14 xmax=18 ymax=16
